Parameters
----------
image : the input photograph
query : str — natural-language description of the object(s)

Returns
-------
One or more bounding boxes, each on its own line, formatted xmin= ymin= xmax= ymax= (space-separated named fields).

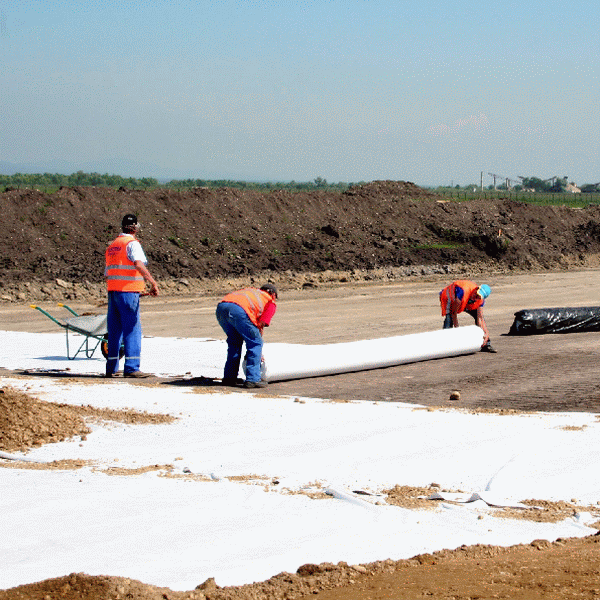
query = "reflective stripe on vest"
xmin=221 ymin=288 xmax=271 ymax=327
xmin=105 ymin=235 xmax=145 ymax=292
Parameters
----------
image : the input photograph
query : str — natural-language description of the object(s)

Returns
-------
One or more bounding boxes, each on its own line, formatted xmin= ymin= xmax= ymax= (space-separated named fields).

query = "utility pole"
xmin=488 ymin=173 xmax=501 ymax=190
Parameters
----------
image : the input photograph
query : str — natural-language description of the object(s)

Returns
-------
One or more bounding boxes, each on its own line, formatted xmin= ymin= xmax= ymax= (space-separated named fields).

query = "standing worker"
xmin=104 ymin=214 xmax=159 ymax=378
xmin=216 ymin=284 xmax=278 ymax=388
xmin=439 ymin=279 xmax=496 ymax=352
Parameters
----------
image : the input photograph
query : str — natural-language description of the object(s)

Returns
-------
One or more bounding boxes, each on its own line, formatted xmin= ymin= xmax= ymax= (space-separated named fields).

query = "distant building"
xmin=566 ymin=182 xmax=581 ymax=193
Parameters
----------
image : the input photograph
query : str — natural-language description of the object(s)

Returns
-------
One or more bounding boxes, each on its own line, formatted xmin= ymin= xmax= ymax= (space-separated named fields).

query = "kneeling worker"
xmin=216 ymin=284 xmax=278 ymax=388
xmin=439 ymin=279 xmax=496 ymax=352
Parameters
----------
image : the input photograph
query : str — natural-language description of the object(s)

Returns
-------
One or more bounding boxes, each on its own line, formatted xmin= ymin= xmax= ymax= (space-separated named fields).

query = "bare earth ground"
xmin=3 ymin=182 xmax=600 ymax=598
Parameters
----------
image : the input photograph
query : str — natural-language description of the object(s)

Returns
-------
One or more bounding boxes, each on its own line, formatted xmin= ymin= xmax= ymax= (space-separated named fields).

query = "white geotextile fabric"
xmin=260 ymin=325 xmax=484 ymax=382
xmin=2 ymin=374 xmax=599 ymax=591
xmin=0 ymin=325 xmax=483 ymax=382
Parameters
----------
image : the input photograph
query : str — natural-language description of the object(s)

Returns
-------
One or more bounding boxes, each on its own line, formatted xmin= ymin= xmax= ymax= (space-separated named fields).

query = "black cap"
xmin=121 ymin=214 xmax=138 ymax=230
xmin=260 ymin=283 xmax=278 ymax=299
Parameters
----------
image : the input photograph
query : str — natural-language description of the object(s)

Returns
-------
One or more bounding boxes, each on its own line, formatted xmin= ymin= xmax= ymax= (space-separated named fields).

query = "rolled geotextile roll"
xmin=260 ymin=325 xmax=484 ymax=382
xmin=508 ymin=306 xmax=600 ymax=335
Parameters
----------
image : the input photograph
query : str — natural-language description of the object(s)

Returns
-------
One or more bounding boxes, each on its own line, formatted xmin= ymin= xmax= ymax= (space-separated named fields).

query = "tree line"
xmin=5 ymin=171 xmax=598 ymax=195
xmin=0 ymin=171 xmax=158 ymax=189
xmin=0 ymin=171 xmax=356 ymax=192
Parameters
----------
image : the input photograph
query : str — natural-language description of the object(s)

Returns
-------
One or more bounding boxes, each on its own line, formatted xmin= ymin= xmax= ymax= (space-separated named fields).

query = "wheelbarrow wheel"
xmin=101 ymin=335 xmax=125 ymax=360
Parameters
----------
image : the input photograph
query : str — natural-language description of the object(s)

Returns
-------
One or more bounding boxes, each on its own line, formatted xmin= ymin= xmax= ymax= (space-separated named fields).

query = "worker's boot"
xmin=243 ymin=380 xmax=268 ymax=388
xmin=480 ymin=342 xmax=497 ymax=353
xmin=124 ymin=370 xmax=151 ymax=378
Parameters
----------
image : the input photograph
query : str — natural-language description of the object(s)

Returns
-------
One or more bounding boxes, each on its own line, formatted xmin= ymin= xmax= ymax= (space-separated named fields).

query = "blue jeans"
xmin=106 ymin=291 xmax=142 ymax=375
xmin=216 ymin=302 xmax=263 ymax=382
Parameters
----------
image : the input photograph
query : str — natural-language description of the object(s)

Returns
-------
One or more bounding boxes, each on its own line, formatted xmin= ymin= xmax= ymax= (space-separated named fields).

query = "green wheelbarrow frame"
xmin=30 ymin=303 xmax=123 ymax=360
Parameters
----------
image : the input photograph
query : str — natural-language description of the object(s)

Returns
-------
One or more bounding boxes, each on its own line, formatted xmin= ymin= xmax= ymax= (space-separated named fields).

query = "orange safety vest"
xmin=440 ymin=280 xmax=483 ymax=316
xmin=105 ymin=235 xmax=145 ymax=292
xmin=221 ymin=288 xmax=275 ymax=327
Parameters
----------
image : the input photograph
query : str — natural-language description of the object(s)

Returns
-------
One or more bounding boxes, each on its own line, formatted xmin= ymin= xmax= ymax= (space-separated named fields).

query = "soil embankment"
xmin=3 ymin=181 xmax=600 ymax=302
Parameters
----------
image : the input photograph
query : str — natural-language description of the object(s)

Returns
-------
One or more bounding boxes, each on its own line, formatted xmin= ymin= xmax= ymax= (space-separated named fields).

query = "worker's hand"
xmin=149 ymin=282 xmax=159 ymax=296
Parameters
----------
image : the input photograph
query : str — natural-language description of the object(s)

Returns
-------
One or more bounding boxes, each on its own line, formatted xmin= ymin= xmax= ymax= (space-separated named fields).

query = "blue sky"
xmin=2 ymin=0 xmax=599 ymax=186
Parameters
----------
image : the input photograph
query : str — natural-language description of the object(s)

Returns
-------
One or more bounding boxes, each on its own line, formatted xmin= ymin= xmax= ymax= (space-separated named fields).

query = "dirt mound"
xmin=3 ymin=536 xmax=600 ymax=600
xmin=0 ymin=386 xmax=90 ymax=452
xmin=0 ymin=385 xmax=174 ymax=454
xmin=3 ymin=181 xmax=600 ymax=302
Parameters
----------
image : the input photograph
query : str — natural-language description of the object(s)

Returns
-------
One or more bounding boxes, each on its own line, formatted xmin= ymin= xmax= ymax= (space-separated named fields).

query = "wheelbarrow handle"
xmin=57 ymin=303 xmax=79 ymax=316
xmin=30 ymin=305 xmax=64 ymax=327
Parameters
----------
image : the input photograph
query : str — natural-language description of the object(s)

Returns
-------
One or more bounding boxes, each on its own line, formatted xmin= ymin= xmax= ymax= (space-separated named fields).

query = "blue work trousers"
xmin=106 ymin=291 xmax=142 ymax=375
xmin=216 ymin=302 xmax=263 ymax=382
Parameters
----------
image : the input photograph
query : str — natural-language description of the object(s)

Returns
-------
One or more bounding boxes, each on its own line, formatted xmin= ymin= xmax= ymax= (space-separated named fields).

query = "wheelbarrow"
xmin=30 ymin=303 xmax=123 ymax=360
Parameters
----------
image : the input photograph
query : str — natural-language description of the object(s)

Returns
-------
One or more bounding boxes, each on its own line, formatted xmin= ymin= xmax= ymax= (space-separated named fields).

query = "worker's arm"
xmin=134 ymin=260 xmax=159 ymax=296
xmin=257 ymin=300 xmax=277 ymax=334
xmin=475 ymin=307 xmax=490 ymax=344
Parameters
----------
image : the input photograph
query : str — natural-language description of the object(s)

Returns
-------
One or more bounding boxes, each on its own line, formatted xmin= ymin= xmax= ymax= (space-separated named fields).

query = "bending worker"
xmin=104 ymin=214 xmax=159 ymax=378
xmin=216 ymin=284 xmax=278 ymax=388
xmin=439 ymin=279 xmax=496 ymax=353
